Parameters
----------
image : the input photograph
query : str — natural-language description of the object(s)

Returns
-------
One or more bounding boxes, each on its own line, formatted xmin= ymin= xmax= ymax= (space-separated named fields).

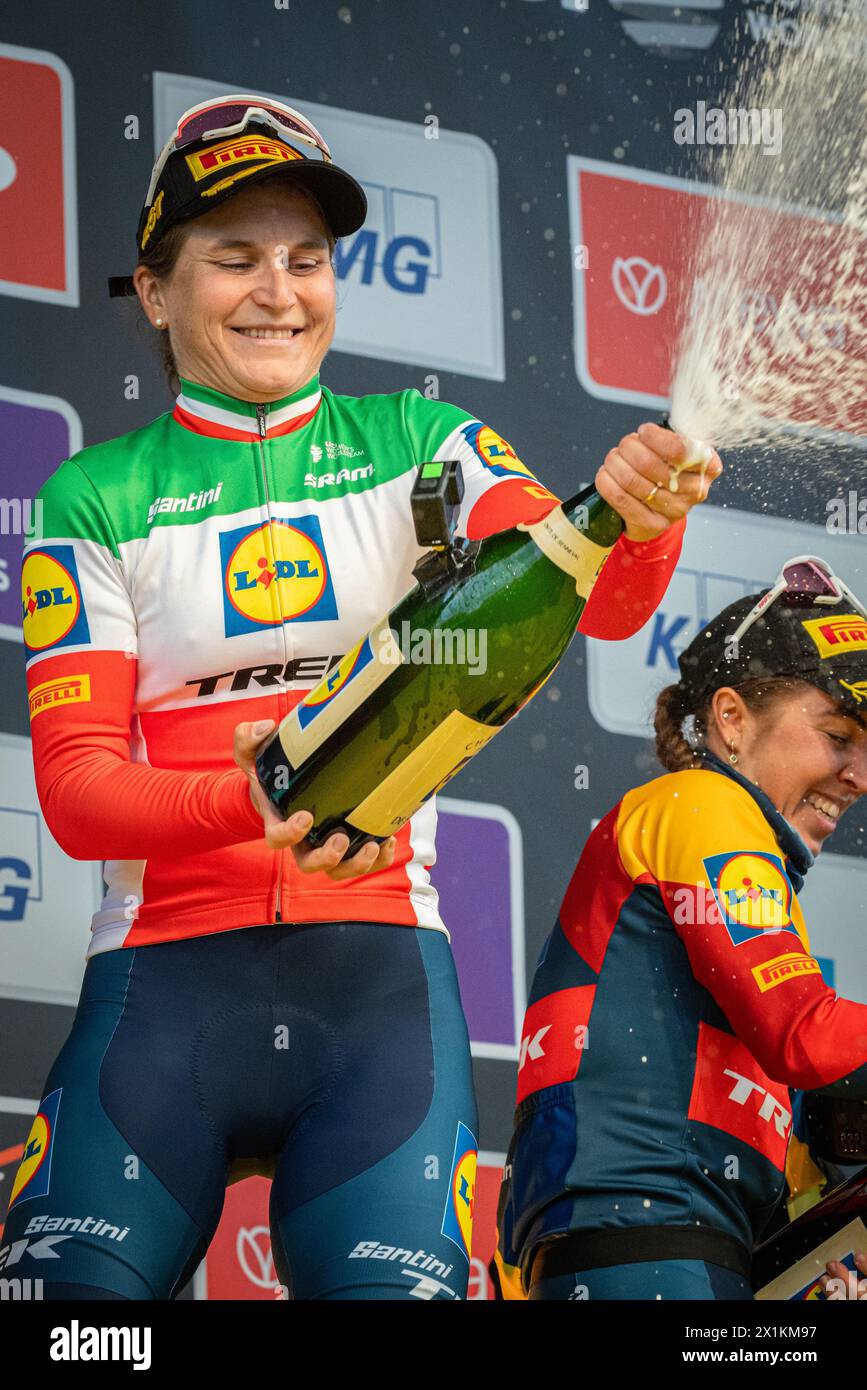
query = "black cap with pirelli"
xmin=678 ymin=556 xmax=867 ymax=717
xmin=108 ymin=96 xmax=367 ymax=298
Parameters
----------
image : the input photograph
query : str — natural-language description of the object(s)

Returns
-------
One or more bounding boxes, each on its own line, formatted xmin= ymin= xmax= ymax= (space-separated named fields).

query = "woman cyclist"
xmin=497 ymin=556 xmax=867 ymax=1300
xmin=7 ymin=94 xmax=719 ymax=1300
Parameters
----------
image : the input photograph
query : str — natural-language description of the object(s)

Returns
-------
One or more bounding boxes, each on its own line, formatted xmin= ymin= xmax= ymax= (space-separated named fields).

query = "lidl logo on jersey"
xmin=152 ymin=75 xmax=504 ymax=380
xmin=296 ymin=634 xmax=376 ymax=732
xmin=461 ymin=422 xmax=541 ymax=484
xmin=703 ymin=851 xmax=795 ymax=946
xmin=21 ymin=546 xmax=90 ymax=655
xmin=8 ymin=1088 xmax=62 ymax=1209
xmin=220 ymin=516 xmax=337 ymax=636
xmin=440 ymin=1121 xmax=477 ymax=1262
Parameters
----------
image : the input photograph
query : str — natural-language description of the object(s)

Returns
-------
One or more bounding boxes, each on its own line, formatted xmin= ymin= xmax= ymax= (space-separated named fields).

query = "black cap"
xmin=108 ymin=123 xmax=367 ymax=298
xmin=679 ymin=591 xmax=867 ymax=717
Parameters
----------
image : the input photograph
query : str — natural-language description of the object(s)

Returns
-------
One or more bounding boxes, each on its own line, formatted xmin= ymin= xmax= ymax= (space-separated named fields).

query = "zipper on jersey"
xmin=255 ymin=402 xmax=288 ymax=924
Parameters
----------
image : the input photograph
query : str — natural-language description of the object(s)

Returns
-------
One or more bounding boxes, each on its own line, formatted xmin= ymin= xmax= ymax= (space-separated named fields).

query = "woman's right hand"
xmin=233 ymin=719 xmax=397 ymax=881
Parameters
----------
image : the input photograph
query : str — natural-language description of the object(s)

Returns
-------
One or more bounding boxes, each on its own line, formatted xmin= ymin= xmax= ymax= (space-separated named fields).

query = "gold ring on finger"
xmin=643 ymin=482 xmax=660 ymax=506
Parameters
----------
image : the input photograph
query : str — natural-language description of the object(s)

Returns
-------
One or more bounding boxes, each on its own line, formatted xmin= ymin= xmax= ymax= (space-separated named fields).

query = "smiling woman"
xmin=133 ymin=184 xmax=338 ymax=399
xmin=495 ymin=553 xmax=867 ymax=1303
xmin=14 ymin=93 xmax=724 ymax=1304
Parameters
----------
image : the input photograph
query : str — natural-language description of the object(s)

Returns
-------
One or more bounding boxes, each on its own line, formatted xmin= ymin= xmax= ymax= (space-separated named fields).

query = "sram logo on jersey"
xmin=219 ymin=517 xmax=337 ymax=636
xmin=8 ymin=1088 xmax=62 ymax=1210
xmin=21 ymin=547 xmax=90 ymax=655
xmin=702 ymin=851 xmax=795 ymax=945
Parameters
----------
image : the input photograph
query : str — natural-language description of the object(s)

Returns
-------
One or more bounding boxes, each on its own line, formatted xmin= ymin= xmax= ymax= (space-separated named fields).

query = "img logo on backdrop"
xmin=0 ymin=44 xmax=78 ymax=305
xmin=153 ymin=74 xmax=504 ymax=380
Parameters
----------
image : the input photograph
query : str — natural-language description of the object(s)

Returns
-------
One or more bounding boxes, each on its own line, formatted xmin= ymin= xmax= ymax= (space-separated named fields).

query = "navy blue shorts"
xmin=2 ymin=921 xmax=478 ymax=1300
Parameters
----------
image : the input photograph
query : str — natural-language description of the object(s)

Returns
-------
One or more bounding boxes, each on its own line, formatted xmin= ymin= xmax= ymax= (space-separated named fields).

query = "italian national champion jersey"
xmin=21 ymin=373 xmax=684 ymax=955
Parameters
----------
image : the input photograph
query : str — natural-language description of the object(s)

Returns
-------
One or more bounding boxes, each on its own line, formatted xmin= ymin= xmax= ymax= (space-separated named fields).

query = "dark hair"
xmin=134 ymin=184 xmax=338 ymax=396
xmin=653 ymin=676 xmax=809 ymax=772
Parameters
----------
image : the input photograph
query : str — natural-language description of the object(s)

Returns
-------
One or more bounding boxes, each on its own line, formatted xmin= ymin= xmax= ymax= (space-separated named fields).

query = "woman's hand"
xmin=819 ymin=1251 xmax=867 ymax=1299
xmin=233 ymin=719 xmax=397 ymax=881
xmin=595 ymin=422 xmax=723 ymax=543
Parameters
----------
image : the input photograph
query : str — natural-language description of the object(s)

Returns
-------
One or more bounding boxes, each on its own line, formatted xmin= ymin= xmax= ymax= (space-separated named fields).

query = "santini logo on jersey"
xmin=147 ymin=483 xmax=223 ymax=525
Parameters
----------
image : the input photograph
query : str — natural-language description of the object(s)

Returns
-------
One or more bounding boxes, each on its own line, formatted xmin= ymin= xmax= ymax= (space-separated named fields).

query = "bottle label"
xmin=278 ymin=617 xmax=404 ymax=766
xmin=347 ymin=709 xmax=500 ymax=838
xmin=518 ymin=506 xmax=611 ymax=596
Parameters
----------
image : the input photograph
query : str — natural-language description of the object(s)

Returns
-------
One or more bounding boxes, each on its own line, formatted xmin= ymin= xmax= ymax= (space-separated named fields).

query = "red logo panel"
xmin=687 ymin=1022 xmax=792 ymax=1171
xmin=516 ymin=986 xmax=595 ymax=1105
xmin=568 ymin=157 xmax=867 ymax=442
xmin=0 ymin=45 xmax=77 ymax=303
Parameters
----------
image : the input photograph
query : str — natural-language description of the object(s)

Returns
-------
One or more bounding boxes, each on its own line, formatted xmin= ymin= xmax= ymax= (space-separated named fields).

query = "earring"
xmin=728 ymin=745 xmax=738 ymax=765
xmin=155 ymin=317 xmax=165 ymax=328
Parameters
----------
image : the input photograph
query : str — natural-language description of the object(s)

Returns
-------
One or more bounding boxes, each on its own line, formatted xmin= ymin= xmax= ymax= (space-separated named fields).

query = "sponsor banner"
xmin=153 ymin=73 xmax=504 ymax=380
xmin=201 ymin=1155 xmax=505 ymax=1300
xmin=586 ymin=505 xmax=867 ymax=739
xmin=0 ymin=45 xmax=78 ymax=304
xmin=432 ymin=797 xmax=526 ymax=1060
xmin=0 ymin=385 xmax=82 ymax=642
xmin=567 ymin=156 xmax=867 ymax=444
xmin=0 ymin=734 xmax=102 ymax=1005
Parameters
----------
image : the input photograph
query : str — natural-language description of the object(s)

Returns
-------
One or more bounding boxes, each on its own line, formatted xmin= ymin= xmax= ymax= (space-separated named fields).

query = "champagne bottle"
xmin=255 ymin=481 xmax=623 ymax=854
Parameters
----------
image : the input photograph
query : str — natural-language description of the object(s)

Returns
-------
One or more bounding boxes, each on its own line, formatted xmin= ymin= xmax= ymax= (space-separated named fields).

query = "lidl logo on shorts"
xmin=440 ymin=1120 xmax=477 ymax=1262
xmin=220 ymin=516 xmax=337 ymax=636
xmin=21 ymin=547 xmax=90 ymax=655
xmin=703 ymin=851 xmax=794 ymax=946
xmin=802 ymin=614 xmax=867 ymax=659
xmin=461 ymin=422 xmax=540 ymax=483
xmin=8 ymin=1087 xmax=62 ymax=1210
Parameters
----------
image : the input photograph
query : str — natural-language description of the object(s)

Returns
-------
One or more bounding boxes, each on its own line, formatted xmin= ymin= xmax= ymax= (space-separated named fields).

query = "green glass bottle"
xmin=255 ymin=485 xmax=623 ymax=852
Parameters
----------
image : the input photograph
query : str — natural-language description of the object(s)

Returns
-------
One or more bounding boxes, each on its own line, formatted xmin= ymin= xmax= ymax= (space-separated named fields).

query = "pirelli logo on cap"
xmin=752 ymin=951 xmax=822 ymax=994
xmin=186 ymin=135 xmax=304 ymax=192
xmin=29 ymin=674 xmax=91 ymax=720
xmin=802 ymin=614 xmax=867 ymax=658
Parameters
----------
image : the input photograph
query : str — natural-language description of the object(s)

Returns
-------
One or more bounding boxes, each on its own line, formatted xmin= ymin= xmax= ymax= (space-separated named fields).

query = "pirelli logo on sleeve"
xmin=752 ymin=952 xmax=823 ymax=993
xmin=29 ymin=674 xmax=91 ymax=720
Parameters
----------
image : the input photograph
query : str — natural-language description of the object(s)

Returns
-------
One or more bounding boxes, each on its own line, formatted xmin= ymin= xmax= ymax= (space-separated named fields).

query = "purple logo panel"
xmin=0 ymin=386 xmax=81 ymax=639
xmin=431 ymin=797 xmax=525 ymax=1059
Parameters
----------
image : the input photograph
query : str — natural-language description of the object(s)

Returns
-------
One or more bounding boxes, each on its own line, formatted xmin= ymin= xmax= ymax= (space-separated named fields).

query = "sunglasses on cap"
xmin=144 ymin=94 xmax=333 ymax=211
xmin=730 ymin=555 xmax=867 ymax=646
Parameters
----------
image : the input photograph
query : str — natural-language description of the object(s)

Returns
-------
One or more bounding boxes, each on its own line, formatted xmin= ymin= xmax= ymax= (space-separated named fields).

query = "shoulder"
xmin=40 ymin=413 xmax=172 ymax=500
xmin=320 ymin=383 xmax=478 ymax=435
xmin=616 ymin=768 xmax=779 ymax=878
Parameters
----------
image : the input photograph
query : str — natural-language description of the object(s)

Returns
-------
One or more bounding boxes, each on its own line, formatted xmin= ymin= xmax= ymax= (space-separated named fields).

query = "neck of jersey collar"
xmin=173 ymin=374 xmax=322 ymax=441
xmin=700 ymin=748 xmax=814 ymax=891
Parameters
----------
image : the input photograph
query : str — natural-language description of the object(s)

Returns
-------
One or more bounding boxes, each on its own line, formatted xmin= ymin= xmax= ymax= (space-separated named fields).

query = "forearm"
xmin=37 ymin=751 xmax=263 ymax=860
xmin=578 ymin=516 xmax=686 ymax=640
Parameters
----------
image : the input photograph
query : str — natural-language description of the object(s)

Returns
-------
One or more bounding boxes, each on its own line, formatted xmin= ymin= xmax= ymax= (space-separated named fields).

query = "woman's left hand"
xmin=595 ymin=422 xmax=723 ymax=543
xmin=819 ymin=1251 xmax=867 ymax=1299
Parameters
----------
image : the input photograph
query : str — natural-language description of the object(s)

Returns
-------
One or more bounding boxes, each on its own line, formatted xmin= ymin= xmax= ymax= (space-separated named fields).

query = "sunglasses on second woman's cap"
xmin=145 ymin=95 xmax=333 ymax=210
xmin=730 ymin=554 xmax=867 ymax=646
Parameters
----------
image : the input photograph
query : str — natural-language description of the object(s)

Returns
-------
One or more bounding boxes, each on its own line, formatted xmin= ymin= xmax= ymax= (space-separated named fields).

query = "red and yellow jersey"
xmin=22 ymin=374 xmax=683 ymax=955
xmin=496 ymin=756 xmax=867 ymax=1292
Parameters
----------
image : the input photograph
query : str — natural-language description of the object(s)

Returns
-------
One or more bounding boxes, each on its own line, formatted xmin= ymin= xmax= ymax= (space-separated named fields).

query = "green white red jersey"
xmin=21 ymin=373 xmax=684 ymax=955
